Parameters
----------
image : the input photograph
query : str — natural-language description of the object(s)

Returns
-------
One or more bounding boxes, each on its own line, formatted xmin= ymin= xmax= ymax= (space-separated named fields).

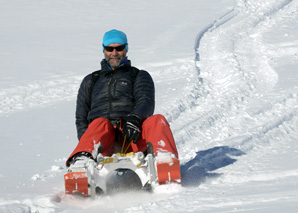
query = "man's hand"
xmin=123 ymin=114 xmax=141 ymax=144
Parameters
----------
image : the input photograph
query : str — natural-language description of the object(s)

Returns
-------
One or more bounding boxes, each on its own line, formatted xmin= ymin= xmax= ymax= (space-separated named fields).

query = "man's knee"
xmin=143 ymin=114 xmax=169 ymax=127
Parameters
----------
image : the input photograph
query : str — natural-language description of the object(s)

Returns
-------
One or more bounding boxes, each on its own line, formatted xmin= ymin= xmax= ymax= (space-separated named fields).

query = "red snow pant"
xmin=66 ymin=114 xmax=178 ymax=167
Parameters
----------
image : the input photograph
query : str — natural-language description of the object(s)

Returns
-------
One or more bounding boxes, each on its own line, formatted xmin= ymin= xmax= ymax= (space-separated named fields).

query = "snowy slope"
xmin=1 ymin=0 xmax=298 ymax=212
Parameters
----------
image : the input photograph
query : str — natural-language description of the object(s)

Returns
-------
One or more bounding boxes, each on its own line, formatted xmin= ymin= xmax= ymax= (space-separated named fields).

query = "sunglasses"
xmin=103 ymin=44 xmax=127 ymax=52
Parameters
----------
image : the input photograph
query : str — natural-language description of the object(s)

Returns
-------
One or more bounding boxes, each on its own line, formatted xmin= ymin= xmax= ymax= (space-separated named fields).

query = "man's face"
xmin=103 ymin=43 xmax=127 ymax=70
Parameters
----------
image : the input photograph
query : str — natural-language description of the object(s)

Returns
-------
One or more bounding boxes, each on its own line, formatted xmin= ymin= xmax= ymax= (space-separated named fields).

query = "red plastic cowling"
xmin=64 ymin=172 xmax=89 ymax=196
xmin=156 ymin=157 xmax=181 ymax=185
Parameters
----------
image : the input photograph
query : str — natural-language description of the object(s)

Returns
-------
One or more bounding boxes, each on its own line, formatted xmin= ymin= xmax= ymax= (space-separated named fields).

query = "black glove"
xmin=123 ymin=114 xmax=141 ymax=144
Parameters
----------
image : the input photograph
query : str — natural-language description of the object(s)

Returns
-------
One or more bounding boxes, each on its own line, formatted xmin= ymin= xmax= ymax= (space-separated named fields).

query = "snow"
xmin=1 ymin=0 xmax=298 ymax=212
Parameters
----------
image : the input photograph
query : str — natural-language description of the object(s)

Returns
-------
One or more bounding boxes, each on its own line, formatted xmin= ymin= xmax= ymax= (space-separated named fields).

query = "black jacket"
xmin=75 ymin=60 xmax=155 ymax=140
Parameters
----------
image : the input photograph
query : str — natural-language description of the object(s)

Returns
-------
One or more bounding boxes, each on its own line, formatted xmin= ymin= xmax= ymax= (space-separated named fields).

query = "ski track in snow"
xmin=1 ymin=0 xmax=298 ymax=212
xmin=167 ymin=0 xmax=298 ymax=160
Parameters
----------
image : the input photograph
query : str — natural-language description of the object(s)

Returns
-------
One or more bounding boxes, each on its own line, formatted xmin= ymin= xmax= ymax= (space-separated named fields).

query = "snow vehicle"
xmin=64 ymin=151 xmax=181 ymax=197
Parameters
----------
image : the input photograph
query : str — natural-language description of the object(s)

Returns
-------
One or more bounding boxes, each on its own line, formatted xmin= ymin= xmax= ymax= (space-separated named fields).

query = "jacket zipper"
xmin=107 ymin=77 xmax=113 ymax=119
xmin=113 ymin=79 xmax=118 ymax=97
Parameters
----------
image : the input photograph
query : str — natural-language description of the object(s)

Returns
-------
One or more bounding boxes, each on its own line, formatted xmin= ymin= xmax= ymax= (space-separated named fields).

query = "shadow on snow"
xmin=180 ymin=146 xmax=245 ymax=187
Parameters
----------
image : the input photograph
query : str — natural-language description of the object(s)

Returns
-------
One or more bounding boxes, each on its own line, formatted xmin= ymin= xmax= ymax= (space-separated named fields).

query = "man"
xmin=66 ymin=29 xmax=179 ymax=167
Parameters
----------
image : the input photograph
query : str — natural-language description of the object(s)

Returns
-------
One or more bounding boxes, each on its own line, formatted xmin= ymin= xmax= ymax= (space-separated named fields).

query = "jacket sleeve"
xmin=75 ymin=74 xmax=93 ymax=140
xmin=132 ymin=70 xmax=155 ymax=121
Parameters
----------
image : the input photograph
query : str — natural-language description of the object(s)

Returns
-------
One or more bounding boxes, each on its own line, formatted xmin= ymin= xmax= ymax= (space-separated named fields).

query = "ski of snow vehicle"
xmin=64 ymin=152 xmax=181 ymax=197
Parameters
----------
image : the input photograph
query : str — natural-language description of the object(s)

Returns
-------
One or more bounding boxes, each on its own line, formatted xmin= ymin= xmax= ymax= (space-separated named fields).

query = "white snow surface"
xmin=1 ymin=0 xmax=298 ymax=212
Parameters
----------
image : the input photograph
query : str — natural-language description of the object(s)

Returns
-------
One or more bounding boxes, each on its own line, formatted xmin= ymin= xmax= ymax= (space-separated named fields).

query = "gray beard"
xmin=108 ymin=60 xmax=120 ymax=68
xmin=108 ymin=56 xmax=121 ymax=69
